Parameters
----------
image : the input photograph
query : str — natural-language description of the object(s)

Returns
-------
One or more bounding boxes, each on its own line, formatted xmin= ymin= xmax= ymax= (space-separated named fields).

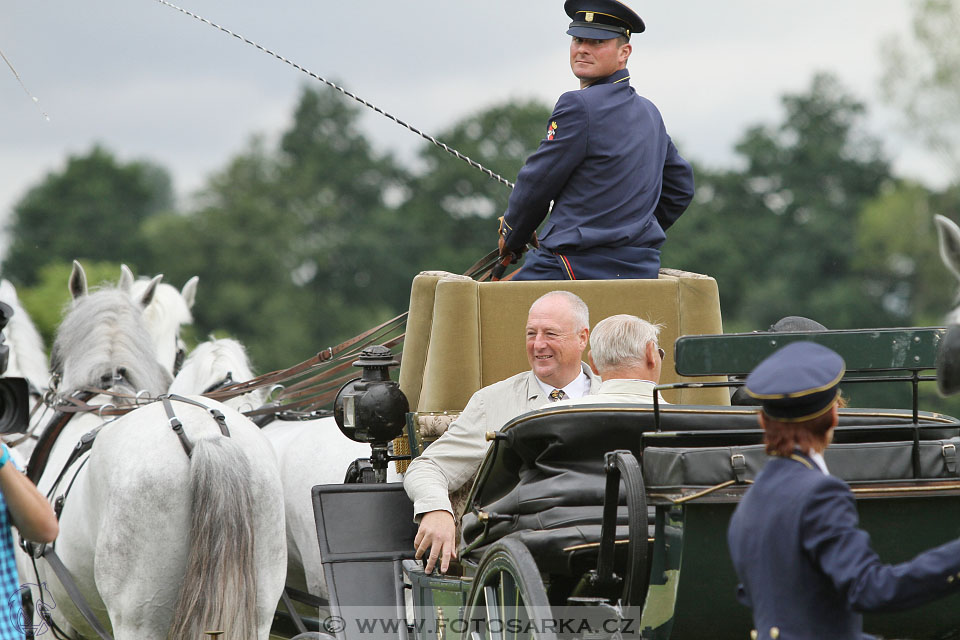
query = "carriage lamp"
xmin=334 ymin=345 xmax=409 ymax=482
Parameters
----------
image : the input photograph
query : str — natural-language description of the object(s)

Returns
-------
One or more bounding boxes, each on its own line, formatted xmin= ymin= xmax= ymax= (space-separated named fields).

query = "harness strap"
xmin=40 ymin=548 xmax=114 ymax=640
xmin=163 ymin=396 xmax=194 ymax=457
xmin=162 ymin=394 xmax=232 ymax=458
xmin=27 ymin=390 xmax=96 ymax=486
xmin=284 ymin=585 xmax=329 ymax=609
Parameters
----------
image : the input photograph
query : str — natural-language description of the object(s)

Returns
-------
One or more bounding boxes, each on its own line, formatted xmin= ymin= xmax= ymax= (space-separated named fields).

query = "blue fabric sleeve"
xmin=802 ymin=475 xmax=960 ymax=612
xmin=502 ymin=91 xmax=589 ymax=252
xmin=653 ymin=137 xmax=695 ymax=231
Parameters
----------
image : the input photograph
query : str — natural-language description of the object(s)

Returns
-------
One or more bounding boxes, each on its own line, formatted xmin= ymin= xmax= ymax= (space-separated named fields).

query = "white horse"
xmin=29 ymin=262 xmax=286 ymax=640
xmin=171 ymin=336 xmax=397 ymax=602
xmin=119 ymin=265 xmax=198 ymax=379
xmin=0 ymin=279 xmax=50 ymax=397
xmin=0 ymin=279 xmax=54 ymax=465
xmin=169 ymin=337 xmax=266 ymax=412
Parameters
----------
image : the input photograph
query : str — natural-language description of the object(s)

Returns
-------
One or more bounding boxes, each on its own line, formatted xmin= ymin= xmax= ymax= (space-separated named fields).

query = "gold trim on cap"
xmin=746 ymin=368 xmax=845 ymax=400
xmin=576 ymin=10 xmax=630 ymax=27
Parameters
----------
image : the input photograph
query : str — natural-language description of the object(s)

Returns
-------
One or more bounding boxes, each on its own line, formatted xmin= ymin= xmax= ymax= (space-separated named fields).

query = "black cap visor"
xmin=567 ymin=22 xmax=627 ymax=39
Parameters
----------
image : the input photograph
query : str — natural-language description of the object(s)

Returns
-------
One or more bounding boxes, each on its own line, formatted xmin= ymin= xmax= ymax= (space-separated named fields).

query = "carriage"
xmin=6 ymin=257 xmax=960 ymax=640
xmin=301 ymin=270 xmax=960 ymax=640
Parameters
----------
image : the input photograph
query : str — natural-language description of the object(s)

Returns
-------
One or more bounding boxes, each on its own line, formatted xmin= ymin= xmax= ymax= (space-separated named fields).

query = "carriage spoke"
xmin=484 ymin=584 xmax=504 ymax=640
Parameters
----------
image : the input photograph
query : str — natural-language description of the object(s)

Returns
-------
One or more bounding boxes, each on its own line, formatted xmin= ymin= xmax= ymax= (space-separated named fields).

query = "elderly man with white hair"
xmin=554 ymin=313 xmax=667 ymax=406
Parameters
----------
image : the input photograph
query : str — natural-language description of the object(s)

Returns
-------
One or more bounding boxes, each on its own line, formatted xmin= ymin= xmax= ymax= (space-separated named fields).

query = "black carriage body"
xmin=306 ymin=274 xmax=960 ymax=640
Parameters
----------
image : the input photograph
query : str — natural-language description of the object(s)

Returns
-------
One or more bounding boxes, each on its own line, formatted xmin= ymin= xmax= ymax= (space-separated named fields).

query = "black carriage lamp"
xmin=333 ymin=344 xmax=410 ymax=483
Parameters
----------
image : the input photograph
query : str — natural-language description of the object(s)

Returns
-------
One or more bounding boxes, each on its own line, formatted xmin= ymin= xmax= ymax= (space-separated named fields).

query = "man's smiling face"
xmin=525 ymin=294 xmax=589 ymax=388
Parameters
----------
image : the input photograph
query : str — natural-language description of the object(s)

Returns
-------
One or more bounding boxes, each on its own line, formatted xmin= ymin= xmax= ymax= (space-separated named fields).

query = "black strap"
xmin=284 ymin=585 xmax=329 ymax=609
xmin=163 ymin=396 xmax=194 ymax=457
xmin=161 ymin=394 xmax=232 ymax=458
xmin=41 ymin=548 xmax=114 ymax=640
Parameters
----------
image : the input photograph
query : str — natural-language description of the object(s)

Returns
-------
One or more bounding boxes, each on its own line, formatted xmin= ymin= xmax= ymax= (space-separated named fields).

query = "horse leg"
xmin=89 ymin=450 xmax=191 ymax=640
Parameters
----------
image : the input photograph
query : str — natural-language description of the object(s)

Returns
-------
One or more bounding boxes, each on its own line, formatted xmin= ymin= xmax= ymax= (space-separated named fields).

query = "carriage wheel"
xmin=464 ymin=537 xmax=558 ymax=640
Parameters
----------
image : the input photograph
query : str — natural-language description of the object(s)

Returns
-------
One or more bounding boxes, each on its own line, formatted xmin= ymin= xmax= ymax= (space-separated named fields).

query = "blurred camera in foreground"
xmin=0 ymin=301 xmax=31 ymax=434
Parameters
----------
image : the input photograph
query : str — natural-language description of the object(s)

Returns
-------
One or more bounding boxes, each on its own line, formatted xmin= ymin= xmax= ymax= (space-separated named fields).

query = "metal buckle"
xmin=730 ymin=453 xmax=747 ymax=483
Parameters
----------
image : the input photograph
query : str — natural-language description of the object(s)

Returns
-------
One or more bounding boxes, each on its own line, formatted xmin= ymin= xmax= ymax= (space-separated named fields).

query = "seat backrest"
xmin=398 ymin=269 xmax=727 ymax=413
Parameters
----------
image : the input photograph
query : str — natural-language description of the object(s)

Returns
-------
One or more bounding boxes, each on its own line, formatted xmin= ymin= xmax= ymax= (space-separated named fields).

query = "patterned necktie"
xmin=549 ymin=389 xmax=566 ymax=401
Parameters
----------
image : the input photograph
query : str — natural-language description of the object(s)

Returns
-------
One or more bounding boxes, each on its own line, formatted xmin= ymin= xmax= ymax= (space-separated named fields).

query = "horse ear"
xmin=935 ymin=214 xmax=960 ymax=282
xmin=69 ymin=261 xmax=88 ymax=299
xmin=119 ymin=264 xmax=135 ymax=292
xmin=138 ymin=275 xmax=163 ymax=308
xmin=181 ymin=276 xmax=199 ymax=310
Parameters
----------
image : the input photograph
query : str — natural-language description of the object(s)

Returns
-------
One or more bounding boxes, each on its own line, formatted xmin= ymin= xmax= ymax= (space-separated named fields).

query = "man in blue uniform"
xmin=727 ymin=342 xmax=960 ymax=640
xmin=497 ymin=0 xmax=694 ymax=281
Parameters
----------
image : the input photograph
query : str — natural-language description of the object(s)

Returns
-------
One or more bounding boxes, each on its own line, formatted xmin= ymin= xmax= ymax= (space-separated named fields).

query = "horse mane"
xmin=170 ymin=338 xmax=266 ymax=408
xmin=0 ymin=279 xmax=50 ymax=392
xmin=51 ymin=286 xmax=173 ymax=399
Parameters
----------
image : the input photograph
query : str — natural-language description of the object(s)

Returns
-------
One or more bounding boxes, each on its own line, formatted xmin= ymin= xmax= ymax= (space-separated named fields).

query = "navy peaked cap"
xmin=565 ymin=0 xmax=645 ymax=40
xmin=744 ymin=342 xmax=845 ymax=422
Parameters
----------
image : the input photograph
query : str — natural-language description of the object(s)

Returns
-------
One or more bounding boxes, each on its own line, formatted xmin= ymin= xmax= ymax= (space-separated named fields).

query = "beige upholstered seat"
xmin=398 ymin=269 xmax=728 ymax=413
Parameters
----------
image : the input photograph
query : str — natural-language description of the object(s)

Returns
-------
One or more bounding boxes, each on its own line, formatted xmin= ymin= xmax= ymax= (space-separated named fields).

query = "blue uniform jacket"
xmin=502 ymin=68 xmax=694 ymax=280
xmin=727 ymin=453 xmax=960 ymax=639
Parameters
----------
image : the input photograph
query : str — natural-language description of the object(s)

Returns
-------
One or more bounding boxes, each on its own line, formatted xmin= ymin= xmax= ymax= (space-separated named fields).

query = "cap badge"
xmin=585 ymin=11 xmax=594 ymax=22
xmin=547 ymin=121 xmax=558 ymax=141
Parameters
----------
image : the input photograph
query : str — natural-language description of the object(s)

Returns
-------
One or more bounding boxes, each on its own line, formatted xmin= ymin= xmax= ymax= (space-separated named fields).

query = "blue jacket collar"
xmin=587 ymin=68 xmax=631 ymax=88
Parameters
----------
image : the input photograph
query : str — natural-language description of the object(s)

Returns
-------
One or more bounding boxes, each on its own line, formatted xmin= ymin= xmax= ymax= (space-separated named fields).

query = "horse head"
xmin=50 ymin=261 xmax=172 ymax=400
xmin=169 ymin=337 xmax=266 ymax=411
xmin=934 ymin=214 xmax=960 ymax=395
xmin=119 ymin=264 xmax=198 ymax=379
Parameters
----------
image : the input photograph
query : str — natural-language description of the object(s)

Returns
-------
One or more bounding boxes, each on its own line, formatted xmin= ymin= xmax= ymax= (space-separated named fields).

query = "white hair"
xmin=589 ymin=314 xmax=661 ymax=371
xmin=529 ymin=291 xmax=590 ymax=332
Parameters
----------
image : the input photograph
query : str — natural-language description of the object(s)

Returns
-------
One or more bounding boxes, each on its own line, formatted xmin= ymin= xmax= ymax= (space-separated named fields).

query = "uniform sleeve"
xmin=801 ymin=476 xmax=960 ymax=612
xmin=653 ymin=137 xmax=695 ymax=231
xmin=502 ymin=91 xmax=589 ymax=252
xmin=403 ymin=391 xmax=493 ymax=519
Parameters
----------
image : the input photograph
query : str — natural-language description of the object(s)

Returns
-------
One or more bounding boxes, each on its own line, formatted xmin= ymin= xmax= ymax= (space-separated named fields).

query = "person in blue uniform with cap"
xmin=727 ymin=342 xmax=960 ymax=640
xmin=497 ymin=0 xmax=694 ymax=281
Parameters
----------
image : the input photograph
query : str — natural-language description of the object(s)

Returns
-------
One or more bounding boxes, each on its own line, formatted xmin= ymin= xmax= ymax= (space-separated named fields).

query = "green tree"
xmin=3 ymin=146 xmax=172 ymax=285
xmin=140 ymin=88 xmax=412 ymax=371
xmin=665 ymin=73 xmax=894 ymax=333
xmin=399 ymin=100 xmax=553 ymax=277
xmin=139 ymin=90 xmax=552 ymax=371
xmin=881 ymin=0 xmax=960 ymax=181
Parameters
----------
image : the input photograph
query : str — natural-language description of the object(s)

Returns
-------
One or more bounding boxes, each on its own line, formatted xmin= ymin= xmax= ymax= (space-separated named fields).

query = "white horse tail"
xmin=167 ymin=437 xmax=258 ymax=640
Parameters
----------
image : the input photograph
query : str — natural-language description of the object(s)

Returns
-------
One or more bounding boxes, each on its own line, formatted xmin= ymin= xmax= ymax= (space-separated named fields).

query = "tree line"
xmin=6 ymin=0 xmax=960 ymax=413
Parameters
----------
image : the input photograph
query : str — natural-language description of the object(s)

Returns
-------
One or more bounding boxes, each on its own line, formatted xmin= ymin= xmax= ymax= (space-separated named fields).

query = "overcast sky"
xmin=1 ymin=1 xmax=946 ymax=243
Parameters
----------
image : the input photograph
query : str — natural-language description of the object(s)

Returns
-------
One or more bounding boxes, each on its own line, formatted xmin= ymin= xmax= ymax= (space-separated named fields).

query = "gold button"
xmin=750 ymin=631 xmax=758 ymax=640
xmin=949 ymin=575 xmax=955 ymax=583
xmin=770 ymin=628 xmax=780 ymax=640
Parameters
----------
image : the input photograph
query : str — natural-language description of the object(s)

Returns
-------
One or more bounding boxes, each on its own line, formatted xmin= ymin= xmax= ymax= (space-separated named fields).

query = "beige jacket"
xmin=551 ymin=378 xmax=667 ymax=406
xmin=403 ymin=364 xmax=600 ymax=517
